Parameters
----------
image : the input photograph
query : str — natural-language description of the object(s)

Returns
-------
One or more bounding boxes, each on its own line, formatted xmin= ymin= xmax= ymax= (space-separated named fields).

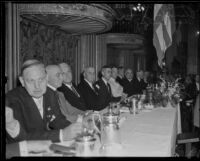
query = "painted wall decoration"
xmin=20 ymin=18 xmax=79 ymax=69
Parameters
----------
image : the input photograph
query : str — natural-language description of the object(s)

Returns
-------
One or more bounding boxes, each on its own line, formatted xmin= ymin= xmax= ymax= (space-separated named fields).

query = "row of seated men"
xmin=6 ymin=60 xmax=147 ymax=158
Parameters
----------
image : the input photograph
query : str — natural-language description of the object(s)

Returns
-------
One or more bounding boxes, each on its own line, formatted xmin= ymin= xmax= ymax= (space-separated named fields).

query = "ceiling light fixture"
xmin=132 ymin=3 xmax=145 ymax=12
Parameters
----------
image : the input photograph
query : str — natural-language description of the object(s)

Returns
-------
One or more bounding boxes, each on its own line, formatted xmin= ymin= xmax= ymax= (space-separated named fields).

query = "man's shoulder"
xmin=57 ymin=84 xmax=67 ymax=91
xmin=95 ymin=79 xmax=103 ymax=85
xmin=6 ymin=86 xmax=26 ymax=98
xmin=78 ymin=80 xmax=87 ymax=88
xmin=94 ymin=79 xmax=104 ymax=90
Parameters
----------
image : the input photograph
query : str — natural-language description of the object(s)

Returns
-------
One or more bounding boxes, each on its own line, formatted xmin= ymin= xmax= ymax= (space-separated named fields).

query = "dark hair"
xmin=118 ymin=66 xmax=124 ymax=69
xmin=101 ymin=65 xmax=112 ymax=70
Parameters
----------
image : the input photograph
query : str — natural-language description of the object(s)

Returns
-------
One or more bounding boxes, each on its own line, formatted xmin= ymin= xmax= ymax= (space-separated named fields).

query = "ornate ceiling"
xmin=18 ymin=4 xmax=117 ymax=35
xmin=18 ymin=3 xmax=200 ymax=35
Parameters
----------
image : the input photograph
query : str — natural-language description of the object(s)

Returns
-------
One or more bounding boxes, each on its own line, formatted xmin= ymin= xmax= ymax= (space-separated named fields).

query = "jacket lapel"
xmin=21 ymin=88 xmax=44 ymax=127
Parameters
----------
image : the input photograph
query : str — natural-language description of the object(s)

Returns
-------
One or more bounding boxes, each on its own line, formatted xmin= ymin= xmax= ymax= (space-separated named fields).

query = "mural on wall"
xmin=20 ymin=18 xmax=79 ymax=69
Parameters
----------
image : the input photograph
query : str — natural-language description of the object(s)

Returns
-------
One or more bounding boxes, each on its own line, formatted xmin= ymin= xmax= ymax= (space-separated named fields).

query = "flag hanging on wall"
xmin=153 ymin=4 xmax=176 ymax=68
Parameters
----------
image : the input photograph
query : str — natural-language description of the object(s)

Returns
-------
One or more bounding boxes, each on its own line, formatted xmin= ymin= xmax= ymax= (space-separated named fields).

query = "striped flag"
xmin=153 ymin=4 xmax=175 ymax=68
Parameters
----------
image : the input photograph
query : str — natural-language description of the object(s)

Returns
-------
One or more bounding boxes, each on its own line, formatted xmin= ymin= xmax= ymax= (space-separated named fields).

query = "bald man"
xmin=46 ymin=65 xmax=85 ymax=123
xmin=57 ymin=63 xmax=87 ymax=111
xmin=6 ymin=59 xmax=82 ymax=143
xmin=77 ymin=67 xmax=99 ymax=110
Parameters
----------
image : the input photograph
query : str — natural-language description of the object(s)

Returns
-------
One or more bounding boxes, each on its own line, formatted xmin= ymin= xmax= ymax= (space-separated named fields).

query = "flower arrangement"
xmin=147 ymin=76 xmax=182 ymax=108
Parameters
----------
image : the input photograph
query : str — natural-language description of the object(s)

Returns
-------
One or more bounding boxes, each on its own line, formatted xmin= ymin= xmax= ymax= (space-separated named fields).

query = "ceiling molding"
xmin=18 ymin=4 xmax=115 ymax=34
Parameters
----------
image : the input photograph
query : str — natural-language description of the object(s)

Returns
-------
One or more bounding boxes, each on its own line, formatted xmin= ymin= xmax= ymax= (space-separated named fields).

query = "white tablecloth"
xmin=93 ymin=103 xmax=180 ymax=157
xmin=55 ymin=103 xmax=181 ymax=157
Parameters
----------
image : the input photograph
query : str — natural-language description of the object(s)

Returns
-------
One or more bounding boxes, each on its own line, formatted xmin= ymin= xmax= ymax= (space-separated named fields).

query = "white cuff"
xmin=6 ymin=120 xmax=20 ymax=138
xmin=19 ymin=141 xmax=28 ymax=156
xmin=59 ymin=129 xmax=63 ymax=142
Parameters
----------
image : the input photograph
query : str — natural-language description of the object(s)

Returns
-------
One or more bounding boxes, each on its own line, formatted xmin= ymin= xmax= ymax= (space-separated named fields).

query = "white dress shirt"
xmin=196 ymin=82 xmax=199 ymax=91
xmin=108 ymin=77 xmax=123 ymax=97
xmin=32 ymin=97 xmax=43 ymax=119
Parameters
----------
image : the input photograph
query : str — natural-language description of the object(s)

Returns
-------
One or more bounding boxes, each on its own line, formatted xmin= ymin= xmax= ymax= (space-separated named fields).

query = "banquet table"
xmin=29 ymin=103 xmax=181 ymax=157
xmin=54 ymin=103 xmax=181 ymax=157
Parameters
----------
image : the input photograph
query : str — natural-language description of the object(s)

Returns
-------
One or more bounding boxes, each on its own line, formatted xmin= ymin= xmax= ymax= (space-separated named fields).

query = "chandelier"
xmin=132 ymin=3 xmax=145 ymax=12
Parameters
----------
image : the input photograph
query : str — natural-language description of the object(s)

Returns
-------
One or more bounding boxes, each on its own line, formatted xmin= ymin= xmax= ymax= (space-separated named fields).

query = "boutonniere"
xmin=95 ymin=84 xmax=100 ymax=89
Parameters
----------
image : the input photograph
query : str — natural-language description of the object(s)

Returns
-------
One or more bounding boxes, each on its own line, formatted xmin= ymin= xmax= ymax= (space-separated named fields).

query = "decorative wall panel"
xmin=76 ymin=34 xmax=107 ymax=83
xmin=20 ymin=18 xmax=79 ymax=80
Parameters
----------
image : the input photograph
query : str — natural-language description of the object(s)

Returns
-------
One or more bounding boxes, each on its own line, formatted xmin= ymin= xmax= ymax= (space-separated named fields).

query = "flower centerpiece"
xmin=148 ymin=76 xmax=182 ymax=108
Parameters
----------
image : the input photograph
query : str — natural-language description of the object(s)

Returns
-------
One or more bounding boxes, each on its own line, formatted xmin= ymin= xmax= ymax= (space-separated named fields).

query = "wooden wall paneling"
xmin=6 ymin=3 xmax=20 ymax=93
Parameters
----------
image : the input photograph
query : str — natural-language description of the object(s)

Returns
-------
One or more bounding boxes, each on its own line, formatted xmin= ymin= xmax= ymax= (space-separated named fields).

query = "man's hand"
xmin=62 ymin=122 xmax=82 ymax=141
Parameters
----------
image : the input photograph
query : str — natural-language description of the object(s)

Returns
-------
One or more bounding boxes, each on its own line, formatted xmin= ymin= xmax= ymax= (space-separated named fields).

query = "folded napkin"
xmin=120 ymin=107 xmax=130 ymax=113
xmin=144 ymin=104 xmax=154 ymax=110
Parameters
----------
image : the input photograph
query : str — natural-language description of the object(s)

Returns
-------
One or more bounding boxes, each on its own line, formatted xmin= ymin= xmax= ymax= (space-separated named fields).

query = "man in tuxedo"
xmin=77 ymin=66 xmax=100 ymax=110
xmin=46 ymin=64 xmax=85 ymax=123
xmin=6 ymin=59 xmax=82 ymax=143
xmin=116 ymin=66 xmax=124 ymax=86
xmin=121 ymin=68 xmax=135 ymax=97
xmin=133 ymin=70 xmax=146 ymax=94
xmin=94 ymin=65 xmax=121 ymax=111
xmin=58 ymin=63 xmax=87 ymax=111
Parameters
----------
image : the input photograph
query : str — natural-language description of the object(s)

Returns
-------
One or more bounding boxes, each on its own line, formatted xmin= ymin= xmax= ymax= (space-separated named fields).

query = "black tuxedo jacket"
xmin=6 ymin=87 xmax=70 ymax=143
xmin=94 ymin=78 xmax=121 ymax=111
xmin=116 ymin=76 xmax=124 ymax=86
xmin=121 ymin=78 xmax=135 ymax=97
xmin=58 ymin=83 xmax=87 ymax=111
xmin=77 ymin=80 xmax=99 ymax=110
xmin=132 ymin=77 xmax=146 ymax=94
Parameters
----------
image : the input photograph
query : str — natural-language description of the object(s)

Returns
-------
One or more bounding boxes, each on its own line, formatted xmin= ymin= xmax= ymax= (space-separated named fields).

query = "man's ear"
xmin=101 ymin=69 xmax=104 ymax=76
xmin=46 ymin=74 xmax=48 ymax=81
xmin=19 ymin=76 xmax=25 ymax=87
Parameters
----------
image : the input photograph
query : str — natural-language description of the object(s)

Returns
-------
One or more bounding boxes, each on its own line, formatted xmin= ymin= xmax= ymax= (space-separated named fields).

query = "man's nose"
xmin=34 ymin=81 xmax=40 ymax=89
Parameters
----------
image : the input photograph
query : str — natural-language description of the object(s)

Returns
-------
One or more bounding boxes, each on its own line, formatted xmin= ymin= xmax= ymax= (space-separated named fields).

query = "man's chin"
xmin=32 ymin=94 xmax=43 ymax=99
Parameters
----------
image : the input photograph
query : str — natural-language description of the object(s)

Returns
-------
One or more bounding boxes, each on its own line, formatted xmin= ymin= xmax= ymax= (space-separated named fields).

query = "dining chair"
xmin=177 ymin=132 xmax=200 ymax=158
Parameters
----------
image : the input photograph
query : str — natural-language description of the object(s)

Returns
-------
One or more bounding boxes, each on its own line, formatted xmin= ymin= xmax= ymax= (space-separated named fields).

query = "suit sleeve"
xmin=6 ymin=96 xmax=60 ymax=143
xmin=48 ymin=103 xmax=71 ymax=130
xmin=93 ymin=84 xmax=111 ymax=111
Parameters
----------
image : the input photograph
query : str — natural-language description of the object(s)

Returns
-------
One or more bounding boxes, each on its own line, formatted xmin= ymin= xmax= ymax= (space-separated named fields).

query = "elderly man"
xmin=58 ymin=63 xmax=87 ymax=111
xmin=116 ymin=66 xmax=124 ymax=86
xmin=46 ymin=64 xmax=85 ymax=123
xmin=133 ymin=70 xmax=146 ymax=94
xmin=77 ymin=66 xmax=99 ymax=110
xmin=6 ymin=59 xmax=82 ymax=143
xmin=94 ymin=65 xmax=121 ymax=110
xmin=122 ymin=68 xmax=135 ymax=97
